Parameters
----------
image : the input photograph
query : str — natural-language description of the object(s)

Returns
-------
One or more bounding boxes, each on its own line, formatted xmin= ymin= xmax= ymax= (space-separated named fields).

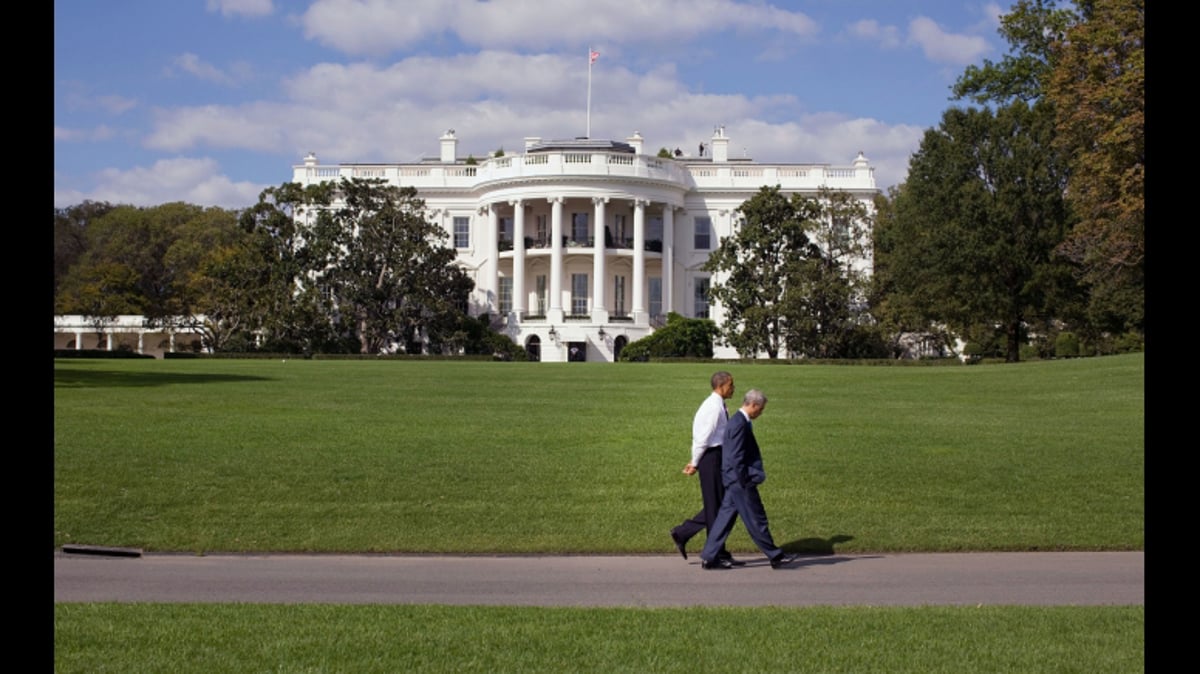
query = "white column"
xmin=74 ymin=330 xmax=83 ymax=350
xmin=484 ymin=205 xmax=499 ymax=315
xmin=663 ymin=205 xmax=675 ymax=315
xmin=137 ymin=331 xmax=145 ymax=355
xmin=510 ymin=199 xmax=526 ymax=321
xmin=591 ymin=196 xmax=608 ymax=323
xmin=633 ymin=199 xmax=646 ymax=322
xmin=549 ymin=197 xmax=564 ymax=323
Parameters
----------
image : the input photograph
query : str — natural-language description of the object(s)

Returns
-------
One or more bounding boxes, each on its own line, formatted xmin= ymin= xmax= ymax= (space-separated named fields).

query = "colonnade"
xmin=479 ymin=195 xmax=678 ymax=327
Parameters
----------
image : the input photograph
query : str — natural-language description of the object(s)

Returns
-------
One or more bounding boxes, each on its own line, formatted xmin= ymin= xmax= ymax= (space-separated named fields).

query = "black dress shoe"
xmin=769 ymin=553 xmax=797 ymax=569
xmin=720 ymin=555 xmax=746 ymax=566
xmin=670 ymin=531 xmax=688 ymax=560
xmin=701 ymin=558 xmax=735 ymax=570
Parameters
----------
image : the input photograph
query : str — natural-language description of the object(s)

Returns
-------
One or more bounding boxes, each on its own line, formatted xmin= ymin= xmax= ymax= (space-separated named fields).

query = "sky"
xmin=53 ymin=0 xmax=1018 ymax=211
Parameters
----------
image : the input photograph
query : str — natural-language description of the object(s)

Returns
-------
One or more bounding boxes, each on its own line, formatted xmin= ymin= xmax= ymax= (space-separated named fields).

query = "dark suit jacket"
xmin=721 ymin=410 xmax=766 ymax=488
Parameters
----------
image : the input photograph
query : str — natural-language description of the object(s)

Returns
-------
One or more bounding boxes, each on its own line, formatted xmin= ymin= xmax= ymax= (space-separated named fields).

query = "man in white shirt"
xmin=669 ymin=371 xmax=742 ymax=565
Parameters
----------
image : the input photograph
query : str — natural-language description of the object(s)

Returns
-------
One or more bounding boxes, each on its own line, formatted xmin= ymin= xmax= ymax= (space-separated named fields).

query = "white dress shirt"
xmin=690 ymin=391 xmax=728 ymax=467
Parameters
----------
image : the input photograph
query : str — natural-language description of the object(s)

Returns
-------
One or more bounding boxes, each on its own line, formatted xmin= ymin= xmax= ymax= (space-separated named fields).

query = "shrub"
xmin=618 ymin=313 xmax=717 ymax=362
xmin=1055 ymin=332 xmax=1081 ymax=358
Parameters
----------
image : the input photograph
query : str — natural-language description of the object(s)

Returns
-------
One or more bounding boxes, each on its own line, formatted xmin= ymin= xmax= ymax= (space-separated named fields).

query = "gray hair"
xmin=742 ymin=389 xmax=767 ymax=407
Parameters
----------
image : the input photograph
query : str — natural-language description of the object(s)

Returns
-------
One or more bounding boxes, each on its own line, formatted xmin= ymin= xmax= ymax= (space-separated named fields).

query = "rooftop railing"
xmin=295 ymin=151 xmax=874 ymax=191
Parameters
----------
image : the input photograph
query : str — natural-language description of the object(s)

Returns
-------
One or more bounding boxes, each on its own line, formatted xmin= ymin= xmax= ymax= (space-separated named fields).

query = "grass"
xmin=54 ymin=354 xmax=1144 ymax=554
xmin=54 ymin=603 xmax=1144 ymax=674
xmin=53 ymin=354 xmax=1145 ymax=672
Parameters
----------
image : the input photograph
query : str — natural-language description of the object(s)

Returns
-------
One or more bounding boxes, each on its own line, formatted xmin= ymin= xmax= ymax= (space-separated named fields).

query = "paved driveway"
xmin=54 ymin=550 xmax=1143 ymax=607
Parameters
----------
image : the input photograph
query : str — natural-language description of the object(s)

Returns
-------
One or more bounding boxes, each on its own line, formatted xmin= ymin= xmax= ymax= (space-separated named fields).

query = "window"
xmin=694 ymin=277 xmax=710 ymax=318
xmin=499 ymin=216 xmax=513 ymax=243
xmin=454 ymin=216 xmax=470 ymax=248
xmin=648 ymin=215 xmax=663 ymax=243
xmin=498 ymin=277 xmax=512 ymax=315
xmin=614 ymin=214 xmax=628 ymax=247
xmin=535 ymin=215 xmax=548 ymax=247
xmin=648 ymin=277 xmax=662 ymax=319
xmin=693 ymin=216 xmax=711 ymax=249
xmin=571 ymin=212 xmax=589 ymax=244
xmin=536 ymin=275 xmax=547 ymax=314
xmin=571 ymin=273 xmax=589 ymax=315
xmin=831 ymin=216 xmax=851 ymax=250
xmin=614 ymin=275 xmax=626 ymax=316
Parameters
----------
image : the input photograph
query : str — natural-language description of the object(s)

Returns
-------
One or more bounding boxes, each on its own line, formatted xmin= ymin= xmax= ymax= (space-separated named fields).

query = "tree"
xmin=1047 ymin=0 xmax=1144 ymax=334
xmin=55 ymin=203 xmax=238 ymax=319
xmin=881 ymin=101 xmax=1072 ymax=362
xmin=703 ymin=185 xmax=819 ymax=358
xmin=54 ymin=200 xmax=114 ymax=299
xmin=314 ymin=178 xmax=474 ymax=354
xmin=237 ymin=181 xmax=342 ymax=354
xmin=781 ymin=188 xmax=880 ymax=358
xmin=951 ymin=0 xmax=1143 ymax=342
xmin=952 ymin=0 xmax=1078 ymax=106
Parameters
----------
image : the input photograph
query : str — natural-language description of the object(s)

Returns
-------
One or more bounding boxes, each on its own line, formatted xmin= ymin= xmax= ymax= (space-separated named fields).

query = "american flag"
xmin=589 ymin=50 xmax=599 ymax=65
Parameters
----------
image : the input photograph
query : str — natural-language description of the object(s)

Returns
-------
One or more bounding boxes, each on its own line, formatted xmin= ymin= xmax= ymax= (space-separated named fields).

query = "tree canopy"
xmin=878 ymin=101 xmax=1072 ymax=362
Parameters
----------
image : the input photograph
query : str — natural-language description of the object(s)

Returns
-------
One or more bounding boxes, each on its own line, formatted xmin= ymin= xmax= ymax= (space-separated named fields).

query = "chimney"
xmin=524 ymin=136 xmax=541 ymax=151
xmin=626 ymin=131 xmax=644 ymax=154
xmin=711 ymin=126 xmax=729 ymax=163
xmin=440 ymin=129 xmax=458 ymax=163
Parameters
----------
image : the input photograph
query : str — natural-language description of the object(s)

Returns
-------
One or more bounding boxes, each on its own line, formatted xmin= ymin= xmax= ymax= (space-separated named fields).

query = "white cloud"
xmin=976 ymin=3 xmax=1006 ymax=34
xmin=139 ymin=50 xmax=920 ymax=193
xmin=95 ymin=94 xmax=139 ymax=115
xmin=55 ymin=125 xmax=117 ymax=142
xmin=206 ymin=0 xmax=274 ymax=18
xmin=907 ymin=16 xmax=991 ymax=65
xmin=76 ymin=157 xmax=265 ymax=209
xmin=170 ymin=53 xmax=246 ymax=87
xmin=847 ymin=19 xmax=902 ymax=49
xmin=299 ymin=0 xmax=818 ymax=56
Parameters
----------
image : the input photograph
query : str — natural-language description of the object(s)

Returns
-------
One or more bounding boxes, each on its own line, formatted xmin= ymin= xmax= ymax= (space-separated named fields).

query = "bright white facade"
xmin=292 ymin=128 xmax=877 ymax=362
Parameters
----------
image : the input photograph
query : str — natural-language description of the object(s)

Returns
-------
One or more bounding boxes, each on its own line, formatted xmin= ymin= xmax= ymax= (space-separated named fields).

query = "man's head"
xmin=711 ymin=371 xmax=735 ymax=399
xmin=741 ymin=389 xmax=767 ymax=419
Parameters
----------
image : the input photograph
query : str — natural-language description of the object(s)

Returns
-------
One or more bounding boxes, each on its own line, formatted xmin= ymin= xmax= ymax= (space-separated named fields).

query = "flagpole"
xmin=586 ymin=47 xmax=593 ymax=138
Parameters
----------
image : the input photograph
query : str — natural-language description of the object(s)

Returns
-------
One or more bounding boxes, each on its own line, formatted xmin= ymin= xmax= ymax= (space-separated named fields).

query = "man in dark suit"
xmin=699 ymin=388 xmax=796 ymax=570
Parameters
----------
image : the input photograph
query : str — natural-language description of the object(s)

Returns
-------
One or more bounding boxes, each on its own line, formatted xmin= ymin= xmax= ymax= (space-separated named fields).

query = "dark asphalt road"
xmin=54 ymin=550 xmax=1143 ymax=607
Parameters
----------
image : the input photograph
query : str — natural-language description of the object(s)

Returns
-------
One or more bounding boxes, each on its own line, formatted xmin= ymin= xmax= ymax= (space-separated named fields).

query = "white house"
xmin=291 ymin=127 xmax=878 ymax=362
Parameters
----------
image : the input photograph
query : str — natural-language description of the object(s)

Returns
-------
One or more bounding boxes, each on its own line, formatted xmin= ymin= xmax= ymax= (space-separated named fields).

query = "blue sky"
xmin=54 ymin=0 xmax=1016 ymax=210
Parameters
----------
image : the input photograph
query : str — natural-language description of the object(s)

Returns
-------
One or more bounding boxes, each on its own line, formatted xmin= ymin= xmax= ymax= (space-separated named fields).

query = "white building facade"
xmin=293 ymin=128 xmax=877 ymax=362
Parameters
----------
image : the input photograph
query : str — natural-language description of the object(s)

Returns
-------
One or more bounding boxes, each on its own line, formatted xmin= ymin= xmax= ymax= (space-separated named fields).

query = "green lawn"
xmin=53 ymin=354 xmax=1144 ymax=673
xmin=54 ymin=354 xmax=1144 ymax=554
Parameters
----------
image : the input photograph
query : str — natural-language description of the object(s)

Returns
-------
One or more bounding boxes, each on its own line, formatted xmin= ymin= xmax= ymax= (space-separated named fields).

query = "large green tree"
xmin=55 ymin=202 xmax=240 ymax=320
xmin=704 ymin=185 xmax=819 ymax=358
xmin=881 ymin=101 xmax=1071 ymax=362
xmin=237 ymin=181 xmax=344 ymax=354
xmin=54 ymin=200 xmax=114 ymax=300
xmin=312 ymin=178 xmax=473 ymax=354
xmin=1047 ymin=0 xmax=1144 ymax=334
xmin=952 ymin=0 xmax=1143 ymax=342
xmin=704 ymin=186 xmax=876 ymax=358
xmin=781 ymin=188 xmax=880 ymax=359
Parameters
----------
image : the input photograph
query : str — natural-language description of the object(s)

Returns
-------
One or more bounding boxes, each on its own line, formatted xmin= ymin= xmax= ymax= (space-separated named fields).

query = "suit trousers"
xmin=672 ymin=447 xmax=730 ymax=557
xmin=699 ymin=481 xmax=783 ymax=563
